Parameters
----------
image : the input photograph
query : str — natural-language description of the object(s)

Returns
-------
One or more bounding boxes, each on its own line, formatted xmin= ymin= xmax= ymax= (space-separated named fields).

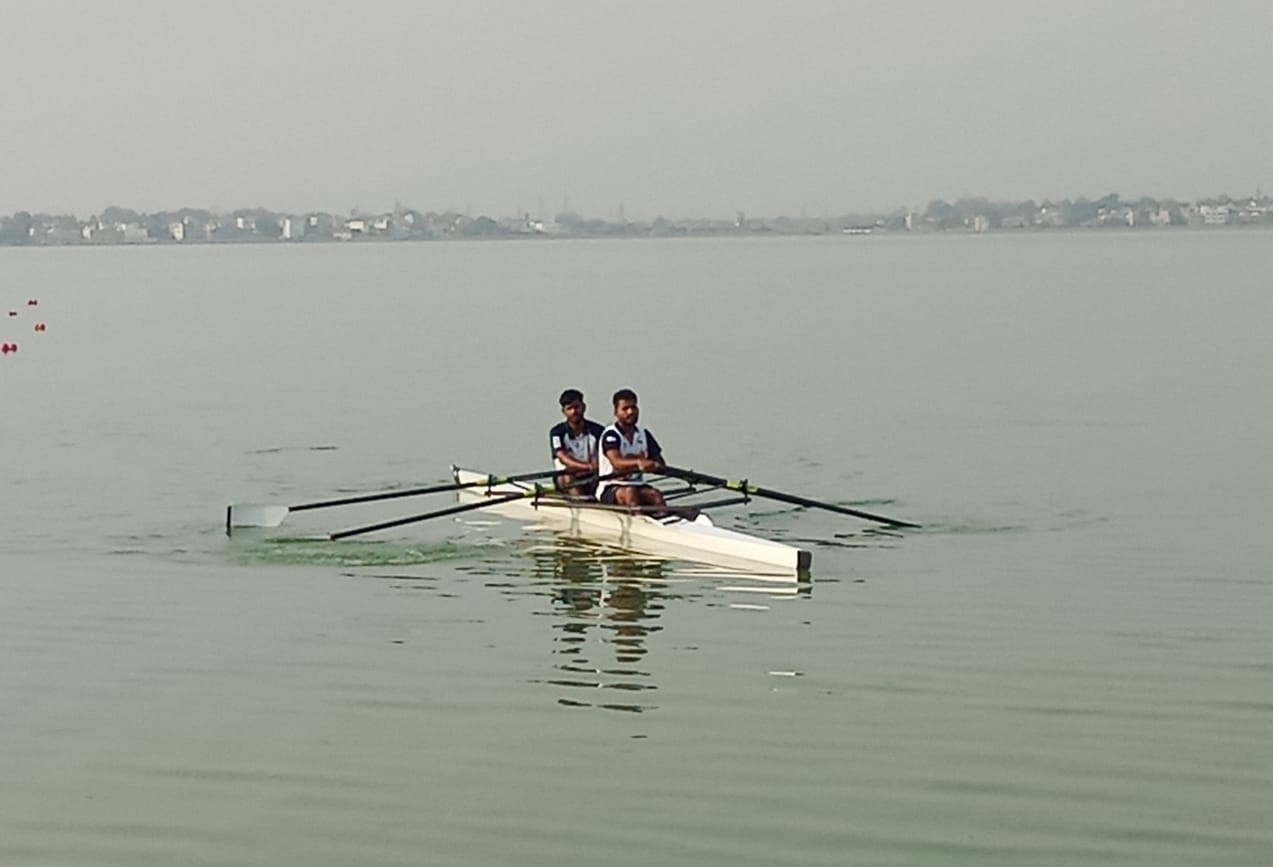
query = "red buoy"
xmin=1 ymin=343 xmax=14 ymax=354
xmin=34 ymin=322 xmax=47 ymax=332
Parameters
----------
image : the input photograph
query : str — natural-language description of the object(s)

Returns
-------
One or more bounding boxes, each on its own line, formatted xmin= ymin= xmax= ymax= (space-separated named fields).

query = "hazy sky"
xmin=3 ymin=0 xmax=1270 ymax=219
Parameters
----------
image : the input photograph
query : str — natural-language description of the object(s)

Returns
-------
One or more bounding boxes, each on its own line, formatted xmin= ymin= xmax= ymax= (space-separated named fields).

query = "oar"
xmin=329 ymin=490 xmax=536 ymax=540
xmin=659 ymin=466 xmax=921 ymax=529
xmin=326 ymin=469 xmax=630 ymax=541
xmin=225 ymin=469 xmax=557 ymax=532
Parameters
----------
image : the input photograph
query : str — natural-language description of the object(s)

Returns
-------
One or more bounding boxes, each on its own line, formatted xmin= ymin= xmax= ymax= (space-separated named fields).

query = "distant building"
xmin=1199 ymin=205 xmax=1229 ymax=225
xmin=1036 ymin=207 xmax=1068 ymax=228
xmin=126 ymin=225 xmax=149 ymax=242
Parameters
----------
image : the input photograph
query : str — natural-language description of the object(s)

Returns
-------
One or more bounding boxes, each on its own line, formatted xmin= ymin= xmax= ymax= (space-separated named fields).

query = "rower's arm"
xmin=554 ymin=449 xmax=595 ymax=472
xmin=603 ymin=447 xmax=659 ymax=474
xmin=645 ymin=431 xmax=666 ymax=469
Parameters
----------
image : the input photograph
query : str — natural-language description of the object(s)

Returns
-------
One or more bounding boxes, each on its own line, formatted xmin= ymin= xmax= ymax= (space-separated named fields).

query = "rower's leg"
xmin=638 ymin=486 xmax=670 ymax=519
xmin=639 ymin=486 xmax=697 ymax=521
xmin=640 ymin=487 xmax=667 ymax=509
xmin=613 ymin=486 xmax=642 ymax=509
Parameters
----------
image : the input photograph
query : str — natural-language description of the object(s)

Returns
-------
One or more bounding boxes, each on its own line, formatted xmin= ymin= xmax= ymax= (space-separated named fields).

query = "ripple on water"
xmin=234 ymin=536 xmax=501 ymax=568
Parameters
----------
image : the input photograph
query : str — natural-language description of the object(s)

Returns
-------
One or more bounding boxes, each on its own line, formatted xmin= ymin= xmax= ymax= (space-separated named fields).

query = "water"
xmin=2 ymin=233 xmax=1271 ymax=865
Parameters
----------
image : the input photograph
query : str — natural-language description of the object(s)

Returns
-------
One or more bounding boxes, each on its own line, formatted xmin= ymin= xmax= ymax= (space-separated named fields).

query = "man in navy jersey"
xmin=549 ymin=389 xmax=605 ymax=497
xmin=596 ymin=388 xmax=668 ymax=513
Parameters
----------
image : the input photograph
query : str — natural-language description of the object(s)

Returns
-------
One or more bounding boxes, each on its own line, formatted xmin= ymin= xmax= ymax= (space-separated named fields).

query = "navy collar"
xmin=562 ymin=418 xmax=598 ymax=437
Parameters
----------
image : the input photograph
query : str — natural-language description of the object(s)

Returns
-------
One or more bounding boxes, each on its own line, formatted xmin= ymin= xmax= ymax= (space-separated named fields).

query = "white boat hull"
xmin=453 ymin=468 xmax=811 ymax=577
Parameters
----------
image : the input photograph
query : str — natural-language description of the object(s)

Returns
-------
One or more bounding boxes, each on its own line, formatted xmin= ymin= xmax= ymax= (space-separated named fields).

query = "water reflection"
xmin=527 ymin=542 xmax=671 ymax=713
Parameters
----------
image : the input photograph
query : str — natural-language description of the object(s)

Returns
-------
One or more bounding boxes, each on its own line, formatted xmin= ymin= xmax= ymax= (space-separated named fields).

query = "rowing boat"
xmin=453 ymin=467 xmax=811 ymax=576
xmin=452 ymin=467 xmax=812 ymax=576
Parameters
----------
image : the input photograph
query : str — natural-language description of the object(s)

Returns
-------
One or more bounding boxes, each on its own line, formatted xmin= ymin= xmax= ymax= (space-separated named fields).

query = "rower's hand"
xmin=638 ymin=459 xmax=657 ymax=473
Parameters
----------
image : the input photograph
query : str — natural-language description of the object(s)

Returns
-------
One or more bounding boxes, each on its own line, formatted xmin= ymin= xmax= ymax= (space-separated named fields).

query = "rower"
xmin=597 ymin=388 xmax=670 ymax=515
xmin=549 ymin=389 xmax=605 ymax=497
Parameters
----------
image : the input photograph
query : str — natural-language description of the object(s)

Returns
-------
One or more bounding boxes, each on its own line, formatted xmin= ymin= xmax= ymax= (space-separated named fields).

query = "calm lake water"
xmin=2 ymin=232 xmax=1271 ymax=865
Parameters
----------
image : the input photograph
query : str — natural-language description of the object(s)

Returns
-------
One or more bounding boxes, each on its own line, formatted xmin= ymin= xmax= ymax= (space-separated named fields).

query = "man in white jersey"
xmin=596 ymin=388 xmax=668 ymax=513
xmin=549 ymin=388 xmax=605 ymax=497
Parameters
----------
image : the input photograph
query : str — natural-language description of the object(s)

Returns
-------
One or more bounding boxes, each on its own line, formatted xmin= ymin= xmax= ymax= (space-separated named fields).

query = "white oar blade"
xmin=228 ymin=504 xmax=290 ymax=528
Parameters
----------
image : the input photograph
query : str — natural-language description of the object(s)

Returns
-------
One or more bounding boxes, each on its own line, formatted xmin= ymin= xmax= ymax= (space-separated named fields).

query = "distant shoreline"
xmin=3 ymin=222 xmax=1273 ymax=252
xmin=2 ymin=194 xmax=1269 ymax=246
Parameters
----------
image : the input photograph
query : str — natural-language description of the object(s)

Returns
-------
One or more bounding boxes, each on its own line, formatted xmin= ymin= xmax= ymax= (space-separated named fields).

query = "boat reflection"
xmin=521 ymin=538 xmax=812 ymax=714
xmin=526 ymin=541 xmax=674 ymax=713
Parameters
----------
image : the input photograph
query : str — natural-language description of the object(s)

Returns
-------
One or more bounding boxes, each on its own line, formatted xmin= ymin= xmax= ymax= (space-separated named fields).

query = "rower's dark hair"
xmin=559 ymin=388 xmax=584 ymax=407
xmin=612 ymin=388 xmax=638 ymax=406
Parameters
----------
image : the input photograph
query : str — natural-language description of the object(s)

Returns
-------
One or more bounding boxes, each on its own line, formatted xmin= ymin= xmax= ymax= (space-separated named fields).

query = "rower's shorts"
xmin=554 ymin=473 xmax=597 ymax=497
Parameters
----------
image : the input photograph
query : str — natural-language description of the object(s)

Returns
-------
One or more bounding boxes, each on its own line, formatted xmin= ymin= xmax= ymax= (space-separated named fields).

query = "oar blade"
xmin=227 ymin=504 xmax=291 ymax=529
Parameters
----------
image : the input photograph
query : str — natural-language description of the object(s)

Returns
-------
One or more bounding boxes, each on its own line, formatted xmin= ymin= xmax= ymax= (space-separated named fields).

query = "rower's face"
xmin=562 ymin=399 xmax=585 ymax=425
xmin=614 ymin=398 xmax=639 ymax=426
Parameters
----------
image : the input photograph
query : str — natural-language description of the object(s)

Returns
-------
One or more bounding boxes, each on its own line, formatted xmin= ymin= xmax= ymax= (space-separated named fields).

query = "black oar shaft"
xmin=290 ymin=469 xmax=556 ymax=514
xmin=738 ymin=484 xmax=919 ymax=528
xmin=328 ymin=491 xmax=529 ymax=541
xmin=324 ymin=468 xmax=658 ymax=540
xmin=662 ymin=466 xmax=920 ymax=529
xmin=292 ymin=482 xmax=472 ymax=512
xmin=532 ymin=494 xmax=749 ymax=515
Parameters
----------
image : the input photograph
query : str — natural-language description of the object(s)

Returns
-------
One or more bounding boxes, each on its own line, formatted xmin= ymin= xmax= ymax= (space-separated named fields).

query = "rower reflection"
xmin=529 ymin=541 xmax=669 ymax=713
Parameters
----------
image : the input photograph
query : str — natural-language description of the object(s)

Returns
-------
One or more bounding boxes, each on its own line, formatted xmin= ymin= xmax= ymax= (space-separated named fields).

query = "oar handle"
xmin=661 ymin=466 xmax=921 ymax=529
xmin=328 ymin=490 xmax=531 ymax=540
